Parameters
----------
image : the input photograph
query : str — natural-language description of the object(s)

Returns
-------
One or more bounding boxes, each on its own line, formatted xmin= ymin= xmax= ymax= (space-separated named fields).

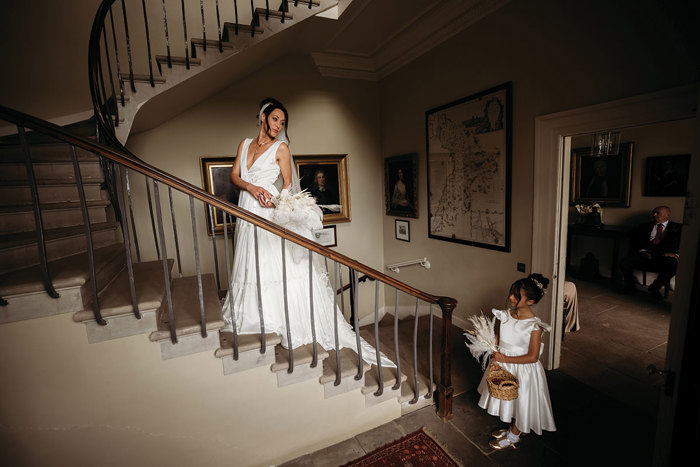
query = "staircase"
xmin=0 ymin=1 xmax=457 ymax=464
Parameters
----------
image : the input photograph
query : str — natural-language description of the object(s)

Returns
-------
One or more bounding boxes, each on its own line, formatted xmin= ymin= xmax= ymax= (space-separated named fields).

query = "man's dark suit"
xmin=620 ymin=220 xmax=682 ymax=293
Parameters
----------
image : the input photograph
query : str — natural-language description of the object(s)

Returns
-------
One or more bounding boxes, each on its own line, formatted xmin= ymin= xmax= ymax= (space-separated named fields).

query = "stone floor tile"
xmin=353 ymin=421 xmax=405 ymax=453
xmin=309 ymin=437 xmax=365 ymax=467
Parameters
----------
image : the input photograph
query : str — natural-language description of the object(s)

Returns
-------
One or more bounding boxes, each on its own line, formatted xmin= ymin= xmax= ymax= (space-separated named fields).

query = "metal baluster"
xmin=281 ymin=239 xmax=294 ymax=372
xmin=339 ymin=265 xmax=346 ymax=319
xmin=124 ymin=168 xmax=141 ymax=262
xmin=108 ymin=7 xmax=125 ymax=106
xmin=215 ymin=0 xmax=223 ymax=52
xmin=114 ymin=164 xmax=140 ymax=319
xmin=167 ymin=187 xmax=182 ymax=276
xmin=145 ymin=178 xmax=161 ymax=259
xmin=141 ymin=0 xmax=155 ymax=86
xmin=223 ymin=213 xmax=238 ymax=359
xmin=280 ymin=0 xmax=287 ymax=23
xmin=254 ymin=225 xmax=266 ymax=352
xmin=265 ymin=0 xmax=270 ymax=20
xmin=0 ymin=297 xmax=8 ymax=306
xmin=70 ymin=145 xmax=105 ymax=324
xmin=97 ymin=42 xmax=113 ymax=134
xmin=352 ymin=269 xmax=363 ymax=380
xmin=410 ymin=297 xmax=420 ymax=404
xmin=200 ymin=0 xmax=207 ymax=50
xmin=17 ymin=126 xmax=59 ymax=300
xmin=179 ymin=0 xmax=190 ymax=69
xmin=153 ymin=181 xmax=176 ymax=343
xmin=392 ymin=288 xmax=401 ymax=390
xmin=161 ymin=0 xmax=172 ymax=69
xmin=102 ymin=26 xmax=118 ymax=127
xmin=207 ymin=205 xmax=221 ymax=290
xmin=308 ymin=0 xmax=312 ymax=9
xmin=190 ymin=197 xmax=207 ymax=337
xmin=250 ymin=0 xmax=257 ymax=37
xmin=373 ymin=280 xmax=383 ymax=396
xmin=308 ymin=250 xmax=318 ymax=367
xmin=426 ymin=303 xmax=434 ymax=399
xmin=120 ymin=0 xmax=136 ymax=92
xmin=333 ymin=261 xmax=341 ymax=386
xmin=233 ymin=0 xmax=239 ymax=35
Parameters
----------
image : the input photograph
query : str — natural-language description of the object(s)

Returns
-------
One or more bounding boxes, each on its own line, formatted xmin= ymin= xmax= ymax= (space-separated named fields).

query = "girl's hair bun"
xmin=528 ymin=273 xmax=549 ymax=290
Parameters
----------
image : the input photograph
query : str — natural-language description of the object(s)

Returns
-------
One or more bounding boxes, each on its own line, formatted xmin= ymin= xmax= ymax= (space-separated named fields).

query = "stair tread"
xmin=0 ymin=221 xmax=119 ymax=250
xmin=0 ymin=177 xmax=103 ymax=187
xmin=155 ymin=55 xmax=202 ymax=66
xmin=361 ymin=365 xmax=407 ymax=394
xmin=215 ymin=332 xmax=283 ymax=357
xmin=255 ymin=8 xmax=294 ymax=20
xmin=149 ymin=273 xmax=224 ymax=341
xmin=0 ymin=243 xmax=124 ymax=296
xmin=73 ymin=259 xmax=171 ymax=322
xmin=119 ymin=73 xmax=166 ymax=84
xmin=0 ymin=200 xmax=110 ymax=214
xmin=320 ymin=347 xmax=369 ymax=383
xmin=271 ymin=343 xmax=329 ymax=371
xmin=399 ymin=375 xmax=432 ymax=404
xmin=0 ymin=143 xmax=98 ymax=162
xmin=191 ymin=38 xmax=235 ymax=49
xmin=223 ymin=22 xmax=264 ymax=33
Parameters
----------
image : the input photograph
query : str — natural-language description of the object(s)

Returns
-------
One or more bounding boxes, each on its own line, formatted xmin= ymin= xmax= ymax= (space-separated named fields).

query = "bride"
xmin=222 ymin=98 xmax=394 ymax=368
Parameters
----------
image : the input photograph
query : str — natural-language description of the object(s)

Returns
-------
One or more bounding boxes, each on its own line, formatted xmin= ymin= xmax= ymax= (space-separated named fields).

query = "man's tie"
xmin=653 ymin=223 xmax=664 ymax=244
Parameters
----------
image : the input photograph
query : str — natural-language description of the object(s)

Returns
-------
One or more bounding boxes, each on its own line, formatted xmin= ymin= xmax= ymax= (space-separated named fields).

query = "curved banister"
xmin=0 ymin=104 xmax=454 ymax=307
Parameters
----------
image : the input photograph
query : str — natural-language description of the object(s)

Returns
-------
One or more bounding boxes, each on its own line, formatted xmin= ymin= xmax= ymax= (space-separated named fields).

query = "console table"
xmin=566 ymin=224 xmax=632 ymax=282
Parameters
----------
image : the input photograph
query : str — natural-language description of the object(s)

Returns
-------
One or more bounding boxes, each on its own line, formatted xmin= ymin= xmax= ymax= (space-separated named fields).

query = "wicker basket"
xmin=486 ymin=365 xmax=519 ymax=401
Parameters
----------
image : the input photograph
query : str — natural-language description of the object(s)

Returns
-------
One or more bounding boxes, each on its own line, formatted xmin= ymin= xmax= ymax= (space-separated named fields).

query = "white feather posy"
xmin=464 ymin=311 xmax=498 ymax=370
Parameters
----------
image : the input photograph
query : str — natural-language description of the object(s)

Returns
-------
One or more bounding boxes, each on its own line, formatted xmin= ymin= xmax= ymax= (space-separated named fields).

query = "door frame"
xmin=531 ymin=83 xmax=699 ymax=465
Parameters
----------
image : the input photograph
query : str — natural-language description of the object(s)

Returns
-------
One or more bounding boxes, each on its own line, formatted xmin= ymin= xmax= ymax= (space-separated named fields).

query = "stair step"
xmin=320 ymin=347 xmax=369 ymax=384
xmin=119 ymin=73 xmax=166 ymax=84
xmin=73 ymin=259 xmax=169 ymax=322
xmin=0 ymin=119 xmax=96 ymax=145
xmin=361 ymin=364 xmax=406 ymax=395
xmin=0 ymin=179 xmax=105 ymax=206
xmin=287 ymin=0 xmax=320 ymax=6
xmin=255 ymin=8 xmax=293 ymax=20
xmin=0 ymin=160 xmax=103 ymax=182
xmin=155 ymin=55 xmax=202 ymax=67
xmin=0 ymin=222 xmax=120 ymax=275
xmin=190 ymin=38 xmax=235 ymax=50
xmin=0 ymin=200 xmax=110 ymax=234
xmin=399 ymin=376 xmax=434 ymax=414
xmin=0 ymin=243 xmax=125 ymax=323
xmin=222 ymin=23 xmax=264 ymax=41
xmin=271 ymin=343 xmax=329 ymax=372
xmin=0 ymin=143 xmax=98 ymax=163
xmin=149 ymin=273 xmax=224 ymax=341
xmin=215 ymin=332 xmax=283 ymax=357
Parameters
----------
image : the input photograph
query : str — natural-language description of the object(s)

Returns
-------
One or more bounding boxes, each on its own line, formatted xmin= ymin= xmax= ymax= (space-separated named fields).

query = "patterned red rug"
xmin=340 ymin=428 xmax=463 ymax=467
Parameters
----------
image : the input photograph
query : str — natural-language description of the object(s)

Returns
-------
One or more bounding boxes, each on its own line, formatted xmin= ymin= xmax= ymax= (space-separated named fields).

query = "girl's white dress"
xmin=222 ymin=139 xmax=394 ymax=367
xmin=477 ymin=309 xmax=556 ymax=434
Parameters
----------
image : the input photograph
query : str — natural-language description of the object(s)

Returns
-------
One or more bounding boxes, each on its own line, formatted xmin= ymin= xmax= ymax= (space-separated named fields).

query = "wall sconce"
xmin=590 ymin=131 xmax=620 ymax=156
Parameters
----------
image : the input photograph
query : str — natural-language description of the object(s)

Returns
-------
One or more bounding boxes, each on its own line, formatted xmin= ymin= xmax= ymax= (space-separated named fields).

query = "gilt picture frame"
xmin=200 ymin=156 xmax=240 ymax=236
xmin=570 ymin=142 xmax=633 ymax=207
xmin=294 ymin=154 xmax=351 ymax=224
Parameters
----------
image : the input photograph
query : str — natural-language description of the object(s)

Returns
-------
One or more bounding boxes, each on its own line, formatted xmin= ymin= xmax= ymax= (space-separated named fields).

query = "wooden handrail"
xmin=0 ymin=104 xmax=453 ymax=306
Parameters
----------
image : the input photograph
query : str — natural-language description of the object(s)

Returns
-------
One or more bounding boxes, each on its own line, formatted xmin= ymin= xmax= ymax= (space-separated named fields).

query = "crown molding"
xmin=313 ymin=0 xmax=510 ymax=81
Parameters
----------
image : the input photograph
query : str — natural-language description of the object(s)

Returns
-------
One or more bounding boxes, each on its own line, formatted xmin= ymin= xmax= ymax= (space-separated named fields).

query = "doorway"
xmin=531 ymin=84 xmax=699 ymax=465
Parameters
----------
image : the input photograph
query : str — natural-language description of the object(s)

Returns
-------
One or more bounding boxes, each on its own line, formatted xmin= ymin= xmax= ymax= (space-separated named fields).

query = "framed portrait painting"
xmin=426 ymin=82 xmax=512 ymax=252
xmin=294 ymin=154 xmax=351 ymax=224
xmin=570 ymin=142 xmax=633 ymax=207
xmin=200 ymin=156 xmax=240 ymax=235
xmin=385 ymin=153 xmax=418 ymax=218
xmin=644 ymin=154 xmax=690 ymax=197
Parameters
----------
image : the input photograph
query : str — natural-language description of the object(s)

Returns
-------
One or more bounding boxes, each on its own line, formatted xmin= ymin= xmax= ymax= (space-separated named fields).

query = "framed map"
xmin=425 ymin=82 xmax=512 ymax=251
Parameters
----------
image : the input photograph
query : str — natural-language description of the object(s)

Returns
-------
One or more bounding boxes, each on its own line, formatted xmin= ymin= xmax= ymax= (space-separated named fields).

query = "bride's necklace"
xmin=253 ymin=137 xmax=274 ymax=157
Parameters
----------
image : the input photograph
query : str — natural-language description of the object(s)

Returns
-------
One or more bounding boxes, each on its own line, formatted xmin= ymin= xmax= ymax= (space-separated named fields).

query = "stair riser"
xmin=222 ymin=345 xmax=277 ymax=375
xmin=0 ymin=206 xmax=109 ymax=234
xmin=0 ymin=162 xmax=103 ymax=182
xmin=0 ymin=228 xmax=119 ymax=274
xmin=0 ymin=145 xmax=97 ymax=162
xmin=275 ymin=362 xmax=324 ymax=387
xmin=83 ymin=309 xmax=157 ymax=343
xmin=0 ymin=185 xmax=105 ymax=206
xmin=0 ymin=286 xmax=84 ymax=324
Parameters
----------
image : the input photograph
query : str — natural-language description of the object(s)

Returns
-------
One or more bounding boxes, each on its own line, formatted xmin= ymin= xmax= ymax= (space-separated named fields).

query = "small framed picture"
xmin=644 ymin=154 xmax=690 ymax=197
xmin=395 ymin=219 xmax=410 ymax=242
xmin=385 ymin=153 xmax=418 ymax=218
xmin=312 ymin=225 xmax=337 ymax=247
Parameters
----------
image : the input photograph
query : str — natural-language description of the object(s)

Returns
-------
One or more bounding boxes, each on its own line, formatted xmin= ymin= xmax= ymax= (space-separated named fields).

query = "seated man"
xmin=619 ymin=206 xmax=682 ymax=299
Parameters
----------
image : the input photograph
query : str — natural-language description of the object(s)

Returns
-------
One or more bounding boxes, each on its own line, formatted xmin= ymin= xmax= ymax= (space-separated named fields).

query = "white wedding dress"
xmin=222 ymin=138 xmax=395 ymax=368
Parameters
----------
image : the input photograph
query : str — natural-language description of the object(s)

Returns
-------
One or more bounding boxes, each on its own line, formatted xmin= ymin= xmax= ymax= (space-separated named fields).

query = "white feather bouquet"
xmin=464 ymin=312 xmax=499 ymax=370
xmin=270 ymin=189 xmax=323 ymax=263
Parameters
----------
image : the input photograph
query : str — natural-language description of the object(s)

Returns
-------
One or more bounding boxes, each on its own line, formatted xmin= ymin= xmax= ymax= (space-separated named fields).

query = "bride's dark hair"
xmin=259 ymin=97 xmax=289 ymax=142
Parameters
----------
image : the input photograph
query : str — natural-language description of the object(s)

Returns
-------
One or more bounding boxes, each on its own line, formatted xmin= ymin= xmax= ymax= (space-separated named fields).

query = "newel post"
xmin=437 ymin=296 xmax=457 ymax=420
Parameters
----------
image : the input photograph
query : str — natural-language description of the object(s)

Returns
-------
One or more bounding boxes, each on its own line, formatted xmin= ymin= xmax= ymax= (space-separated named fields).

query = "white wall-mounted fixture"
xmin=386 ymin=257 xmax=430 ymax=274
